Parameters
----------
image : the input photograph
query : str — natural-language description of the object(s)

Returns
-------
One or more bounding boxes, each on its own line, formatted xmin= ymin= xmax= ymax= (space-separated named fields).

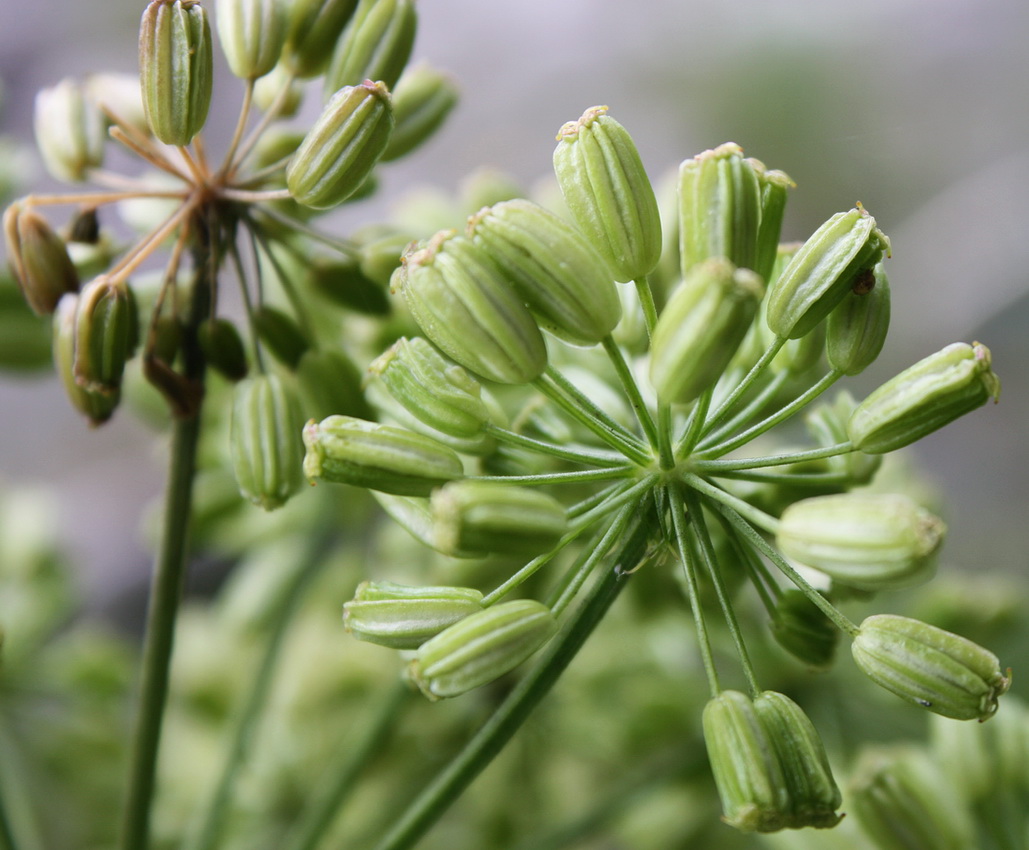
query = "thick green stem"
xmin=369 ymin=522 xmax=651 ymax=850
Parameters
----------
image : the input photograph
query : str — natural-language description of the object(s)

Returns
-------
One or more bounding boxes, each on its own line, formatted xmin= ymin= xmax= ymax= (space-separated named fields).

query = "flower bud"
xmin=343 ymin=581 xmax=484 ymax=649
xmin=649 ymin=258 xmax=764 ymax=405
xmin=852 ymin=614 xmax=1010 ymax=721
xmin=303 ymin=415 xmax=463 ymax=496
xmin=753 ymin=164 xmax=795 ymax=282
xmin=368 ymin=336 xmax=493 ymax=439
xmin=296 ymin=348 xmax=373 ymax=421
xmin=553 ymin=106 xmax=662 ymax=282
xmin=53 ymin=294 xmax=119 ymax=424
xmin=678 ymin=142 xmax=762 ymax=276
xmin=324 ymin=0 xmax=416 ymax=96
xmin=230 ymin=373 xmax=305 ymax=510
xmin=197 ymin=317 xmax=248 ymax=381
xmin=286 ymin=80 xmax=393 ymax=210
xmin=139 ymin=0 xmax=214 ymax=146
xmin=847 ymin=341 xmax=1000 ymax=454
xmin=777 ymin=494 xmax=944 ymax=590
xmin=73 ymin=276 xmax=134 ymax=396
xmin=430 ymin=481 xmax=567 ymax=558
xmin=252 ymin=304 xmax=309 ymax=369
xmin=409 ymin=599 xmax=557 ymax=700
xmin=216 ymin=0 xmax=287 ymax=80
xmin=391 ymin=230 xmax=547 ymax=385
xmin=849 ymin=748 xmax=975 ymax=850
xmin=766 ymin=206 xmax=891 ymax=340
xmin=33 ymin=78 xmax=106 ymax=182
xmin=281 ymin=0 xmax=358 ymax=78
xmin=826 ymin=261 xmax=890 ymax=376
xmin=752 ymin=691 xmax=842 ymax=829
xmin=3 ymin=203 xmax=80 ymax=315
xmin=468 ymin=199 xmax=622 ymax=345
xmin=771 ymin=590 xmax=839 ymax=671
xmin=381 ymin=64 xmax=458 ymax=162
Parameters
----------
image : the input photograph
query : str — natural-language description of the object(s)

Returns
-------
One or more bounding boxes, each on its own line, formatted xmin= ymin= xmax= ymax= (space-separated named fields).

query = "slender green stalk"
xmin=484 ymin=423 xmax=628 ymax=467
xmin=696 ymin=369 xmax=790 ymax=450
xmin=601 ymin=335 xmax=659 ymax=450
xmin=633 ymin=276 xmax=659 ymax=338
xmin=667 ymin=484 xmax=720 ymax=697
xmin=682 ymin=473 xmax=780 ymax=534
xmin=701 ymin=369 xmax=843 ymax=458
xmin=250 ymin=222 xmax=318 ymax=348
xmin=567 ymin=480 xmax=633 ymax=519
xmin=369 ymin=522 xmax=651 ymax=850
xmin=657 ymin=401 xmax=675 ymax=470
xmin=699 ymin=336 xmax=786 ymax=439
xmin=712 ymin=468 xmax=852 ymax=487
xmin=284 ymin=682 xmax=410 ymax=850
xmin=470 ymin=466 xmax=636 ymax=486
xmin=674 ymin=388 xmax=712 ymax=459
xmin=693 ymin=441 xmax=855 ymax=472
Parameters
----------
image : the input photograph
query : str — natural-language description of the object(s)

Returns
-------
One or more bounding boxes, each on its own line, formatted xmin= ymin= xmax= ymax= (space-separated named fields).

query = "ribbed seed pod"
xmin=3 ymin=203 xmax=80 ymax=315
xmin=391 ymin=230 xmax=547 ymax=385
xmin=197 ymin=317 xmax=248 ymax=381
xmin=409 ymin=599 xmax=557 ymax=700
xmin=33 ymin=78 xmax=106 ymax=182
xmin=777 ymin=494 xmax=945 ymax=590
xmin=216 ymin=0 xmax=287 ymax=80
xmin=302 ymin=415 xmax=463 ymax=496
xmin=295 ymin=348 xmax=373 ymax=421
xmin=324 ymin=0 xmax=416 ymax=96
xmin=53 ymin=294 xmax=120 ymax=425
xmin=430 ymin=481 xmax=567 ymax=557
xmin=343 ymin=581 xmax=484 ymax=649
xmin=847 ymin=341 xmax=1000 ymax=454
xmin=230 ymin=374 xmax=304 ymax=510
xmin=468 ymin=199 xmax=621 ymax=345
xmin=678 ymin=142 xmax=763 ymax=276
xmin=771 ymin=590 xmax=839 ymax=671
xmin=286 ymin=80 xmax=394 ymax=210
xmin=139 ymin=0 xmax=213 ymax=146
xmin=852 ymin=614 xmax=1010 ymax=721
xmin=649 ymin=258 xmax=764 ymax=405
xmin=553 ymin=106 xmax=661 ymax=282
xmin=381 ymin=63 xmax=458 ymax=161
xmin=753 ymin=164 xmax=795 ymax=282
xmin=73 ymin=276 xmax=133 ymax=395
xmin=766 ymin=206 xmax=890 ymax=340
xmin=826 ymin=261 xmax=890 ymax=376
xmin=281 ymin=0 xmax=358 ymax=78
xmin=252 ymin=304 xmax=309 ymax=369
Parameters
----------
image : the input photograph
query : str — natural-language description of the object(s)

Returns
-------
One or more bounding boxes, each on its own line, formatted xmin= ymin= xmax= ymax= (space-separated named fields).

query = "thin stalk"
xmin=673 ymin=387 xmax=712 ymax=459
xmin=182 ymin=526 xmax=335 ymax=850
xmin=693 ymin=441 xmax=855 ymax=473
xmin=249 ymin=221 xmax=318 ymax=347
xmin=253 ymin=205 xmax=357 ymax=256
xmin=484 ymin=423 xmax=628 ymax=467
xmin=682 ymin=473 xmax=780 ymax=534
xmin=107 ymin=198 xmax=198 ymax=285
xmin=633 ymin=276 xmax=659 ymax=338
xmin=699 ymin=336 xmax=786 ymax=439
xmin=283 ymin=682 xmax=410 ymax=850
xmin=108 ymin=127 xmax=191 ymax=182
xmin=369 ymin=522 xmax=650 ymax=850
xmin=568 ymin=479 xmax=634 ymax=519
xmin=23 ymin=189 xmax=187 ymax=207
xmin=684 ymin=490 xmax=759 ymax=696
xmin=711 ymin=468 xmax=852 ymax=487
xmin=227 ymin=238 xmax=266 ymax=373
xmin=230 ymin=68 xmax=299 ymax=173
xmin=706 ymin=498 xmax=859 ymax=637
xmin=177 ymin=146 xmax=207 ymax=186
xmin=657 ymin=401 xmax=675 ymax=470
xmin=219 ymin=78 xmax=254 ymax=178
xmin=470 ymin=465 xmax=635 ymax=487
xmin=221 ymin=188 xmax=293 ymax=203
xmin=667 ymin=483 xmax=720 ymax=697
xmin=601 ymin=335 xmax=659 ymax=451
xmin=696 ymin=370 xmax=790 ymax=451
xmin=702 ymin=369 xmax=843 ymax=458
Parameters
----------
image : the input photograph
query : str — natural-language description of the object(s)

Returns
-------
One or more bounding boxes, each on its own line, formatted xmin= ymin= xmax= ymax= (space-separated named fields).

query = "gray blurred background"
xmin=1 ymin=0 xmax=1027 ymax=602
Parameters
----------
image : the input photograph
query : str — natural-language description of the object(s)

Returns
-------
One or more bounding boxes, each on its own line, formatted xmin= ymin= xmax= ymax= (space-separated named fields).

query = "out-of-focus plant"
xmin=0 ymin=2 xmax=1020 ymax=850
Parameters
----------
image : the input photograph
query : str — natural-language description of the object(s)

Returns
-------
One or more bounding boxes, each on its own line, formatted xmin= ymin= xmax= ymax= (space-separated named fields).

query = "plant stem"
xmin=682 ymin=473 xmax=780 ymax=534
xmin=633 ymin=276 xmax=659 ymax=338
xmin=369 ymin=522 xmax=651 ymax=850
xmin=693 ymin=441 xmax=855 ymax=472
xmin=470 ymin=466 xmax=636 ymax=486
xmin=601 ymin=335 xmax=659 ymax=451
xmin=696 ymin=370 xmax=790 ymax=451
xmin=674 ymin=388 xmax=712 ymax=459
xmin=484 ymin=424 xmax=628 ymax=467
xmin=699 ymin=336 xmax=786 ymax=439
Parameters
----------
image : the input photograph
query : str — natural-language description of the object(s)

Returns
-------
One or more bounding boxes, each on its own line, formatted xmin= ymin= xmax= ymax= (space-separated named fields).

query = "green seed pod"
xmin=139 ymin=0 xmax=214 ymax=146
xmin=804 ymin=391 xmax=881 ymax=486
xmin=281 ymin=0 xmax=358 ymax=78
xmin=468 ymin=199 xmax=622 ymax=346
xmin=381 ymin=63 xmax=458 ymax=162
xmin=33 ymin=78 xmax=106 ymax=182
xmin=53 ymin=294 xmax=119 ymax=425
xmin=826 ymin=261 xmax=890 ymax=376
xmin=777 ymin=494 xmax=945 ymax=590
xmin=253 ymin=63 xmax=304 ymax=116
xmin=852 ymin=614 xmax=1010 ymax=721
xmin=252 ymin=304 xmax=309 ymax=369
xmin=295 ymin=348 xmax=373 ymax=421
xmin=410 ymin=599 xmax=557 ymax=700
xmin=752 ymin=691 xmax=842 ymax=829
xmin=391 ymin=230 xmax=547 ymax=385
xmin=3 ymin=203 xmax=80 ymax=315
xmin=324 ymin=0 xmax=416 ymax=97
xmin=649 ymin=258 xmax=764 ymax=405
xmin=306 ymin=253 xmax=390 ymax=314
xmin=368 ymin=336 xmax=492 ymax=439
xmin=847 ymin=341 xmax=1000 ymax=454
xmin=678 ymin=142 xmax=763 ymax=276
xmin=753 ymin=163 xmax=795 ymax=282
xmin=73 ymin=276 xmax=133 ymax=396
xmin=702 ymin=690 xmax=790 ymax=833
xmin=0 ymin=274 xmax=52 ymax=371
xmin=286 ymin=80 xmax=394 ymax=210
xmin=302 ymin=415 xmax=463 ymax=496
xmin=343 ymin=581 xmax=484 ymax=649
xmin=771 ymin=590 xmax=839 ymax=671
xmin=553 ymin=106 xmax=662 ymax=282
xmin=766 ymin=206 xmax=891 ymax=340
xmin=215 ymin=0 xmax=287 ymax=81
xmin=197 ymin=317 xmax=248 ymax=381
xmin=430 ymin=481 xmax=567 ymax=558
xmin=230 ymin=373 xmax=305 ymax=510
